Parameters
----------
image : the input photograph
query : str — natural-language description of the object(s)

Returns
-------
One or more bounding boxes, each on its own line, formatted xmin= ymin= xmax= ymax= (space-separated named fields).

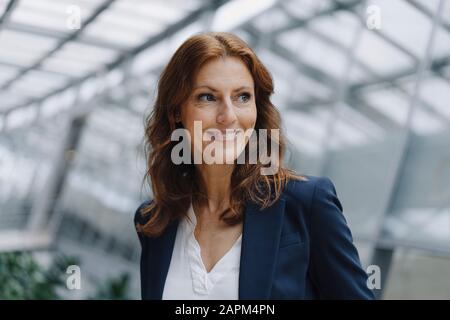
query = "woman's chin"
xmin=197 ymin=144 xmax=246 ymax=164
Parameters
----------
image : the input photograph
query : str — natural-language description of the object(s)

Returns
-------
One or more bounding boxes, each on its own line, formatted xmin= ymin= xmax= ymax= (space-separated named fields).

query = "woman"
xmin=134 ymin=32 xmax=374 ymax=300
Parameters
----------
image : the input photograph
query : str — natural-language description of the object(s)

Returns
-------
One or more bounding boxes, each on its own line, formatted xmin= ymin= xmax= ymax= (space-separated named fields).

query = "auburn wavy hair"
xmin=136 ymin=32 xmax=307 ymax=237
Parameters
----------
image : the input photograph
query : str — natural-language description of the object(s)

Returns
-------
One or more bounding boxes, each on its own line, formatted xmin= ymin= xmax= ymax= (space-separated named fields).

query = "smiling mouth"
xmin=205 ymin=129 xmax=240 ymax=142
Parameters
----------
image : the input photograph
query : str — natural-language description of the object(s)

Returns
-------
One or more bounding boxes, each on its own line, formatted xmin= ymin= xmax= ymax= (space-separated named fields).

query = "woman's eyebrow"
xmin=193 ymin=85 xmax=252 ymax=92
xmin=233 ymin=86 xmax=252 ymax=92
xmin=193 ymin=85 xmax=219 ymax=92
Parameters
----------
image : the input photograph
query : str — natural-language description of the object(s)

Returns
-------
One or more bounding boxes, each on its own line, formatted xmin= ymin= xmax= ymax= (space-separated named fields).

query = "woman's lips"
xmin=205 ymin=129 xmax=240 ymax=142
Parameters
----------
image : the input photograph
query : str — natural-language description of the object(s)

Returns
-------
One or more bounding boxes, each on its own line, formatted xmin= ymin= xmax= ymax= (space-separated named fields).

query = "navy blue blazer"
xmin=134 ymin=175 xmax=375 ymax=300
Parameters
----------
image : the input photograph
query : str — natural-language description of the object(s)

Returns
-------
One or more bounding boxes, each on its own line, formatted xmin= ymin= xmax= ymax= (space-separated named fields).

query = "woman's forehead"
xmin=193 ymin=57 xmax=254 ymax=89
xmin=197 ymin=56 xmax=249 ymax=74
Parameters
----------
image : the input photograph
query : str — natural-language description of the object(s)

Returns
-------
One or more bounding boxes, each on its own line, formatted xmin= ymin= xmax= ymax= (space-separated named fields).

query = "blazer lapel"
xmin=239 ymin=198 xmax=286 ymax=299
xmin=147 ymin=219 xmax=179 ymax=299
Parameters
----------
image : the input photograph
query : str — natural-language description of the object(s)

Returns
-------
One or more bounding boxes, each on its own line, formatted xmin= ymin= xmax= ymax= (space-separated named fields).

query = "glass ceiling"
xmin=0 ymin=0 xmax=449 ymax=262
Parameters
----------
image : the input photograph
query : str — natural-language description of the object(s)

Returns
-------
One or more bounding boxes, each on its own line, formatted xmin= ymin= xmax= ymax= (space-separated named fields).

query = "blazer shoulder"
xmin=134 ymin=199 xmax=154 ymax=227
xmin=283 ymin=174 xmax=335 ymax=203
xmin=282 ymin=175 xmax=336 ymax=211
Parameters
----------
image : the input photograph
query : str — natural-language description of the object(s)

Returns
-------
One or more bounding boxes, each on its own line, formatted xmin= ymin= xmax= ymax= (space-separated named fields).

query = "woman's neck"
xmin=195 ymin=163 xmax=234 ymax=216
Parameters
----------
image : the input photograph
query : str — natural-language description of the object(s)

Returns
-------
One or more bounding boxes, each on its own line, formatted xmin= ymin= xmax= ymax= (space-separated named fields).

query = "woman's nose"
xmin=216 ymin=97 xmax=237 ymax=125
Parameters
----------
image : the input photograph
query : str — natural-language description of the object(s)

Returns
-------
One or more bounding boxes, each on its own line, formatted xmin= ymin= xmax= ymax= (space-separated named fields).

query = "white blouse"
xmin=162 ymin=203 xmax=242 ymax=300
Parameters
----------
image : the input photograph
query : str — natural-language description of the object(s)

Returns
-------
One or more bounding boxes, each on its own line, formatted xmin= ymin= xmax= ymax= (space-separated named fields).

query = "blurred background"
xmin=0 ymin=0 xmax=449 ymax=300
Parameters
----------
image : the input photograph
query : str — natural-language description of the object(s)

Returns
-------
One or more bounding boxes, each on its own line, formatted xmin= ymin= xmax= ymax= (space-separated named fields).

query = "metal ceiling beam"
xmin=406 ymin=0 xmax=450 ymax=37
xmin=5 ymin=21 xmax=129 ymax=52
xmin=368 ymin=0 xmax=446 ymax=299
xmin=0 ymin=0 xmax=17 ymax=29
xmin=28 ymin=115 xmax=87 ymax=231
xmin=245 ymin=24 xmax=402 ymax=130
xmin=270 ymin=39 xmax=338 ymax=87
xmin=255 ymin=23 xmax=403 ymax=132
xmin=345 ymin=5 xmax=450 ymax=85
xmin=278 ymin=2 xmax=449 ymax=118
xmin=1 ymin=0 xmax=228 ymax=118
xmin=0 ymin=59 xmax=73 ymax=77
xmin=285 ymin=95 xmax=400 ymax=133
xmin=285 ymin=18 xmax=448 ymax=124
xmin=277 ymin=0 xmax=450 ymax=90
xmin=274 ymin=3 xmax=450 ymax=125
xmin=270 ymin=0 xmax=365 ymax=35
xmin=349 ymin=55 xmax=450 ymax=91
xmin=0 ymin=0 xmax=117 ymax=91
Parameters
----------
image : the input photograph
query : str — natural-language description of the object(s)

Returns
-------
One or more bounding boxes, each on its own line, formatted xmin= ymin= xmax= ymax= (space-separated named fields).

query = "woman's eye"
xmin=237 ymin=92 xmax=251 ymax=103
xmin=198 ymin=93 xmax=215 ymax=102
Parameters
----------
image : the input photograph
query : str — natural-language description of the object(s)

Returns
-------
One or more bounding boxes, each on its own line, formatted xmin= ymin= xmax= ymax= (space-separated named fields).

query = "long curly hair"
xmin=137 ymin=32 xmax=307 ymax=237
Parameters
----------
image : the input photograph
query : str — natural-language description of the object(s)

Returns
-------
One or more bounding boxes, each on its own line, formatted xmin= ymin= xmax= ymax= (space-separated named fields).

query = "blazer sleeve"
xmin=309 ymin=177 xmax=375 ymax=299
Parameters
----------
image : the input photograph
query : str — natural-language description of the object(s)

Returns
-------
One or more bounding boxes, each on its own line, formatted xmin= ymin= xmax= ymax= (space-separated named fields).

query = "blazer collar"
xmin=146 ymin=198 xmax=286 ymax=299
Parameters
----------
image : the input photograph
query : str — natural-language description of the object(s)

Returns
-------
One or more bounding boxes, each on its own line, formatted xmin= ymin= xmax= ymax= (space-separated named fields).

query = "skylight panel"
xmin=307 ymin=11 xmax=360 ymax=48
xmin=112 ymin=0 xmax=185 ymax=25
xmin=56 ymin=42 xmax=118 ymax=64
xmin=98 ymin=6 xmax=164 ymax=35
xmin=211 ymin=0 xmax=277 ymax=31
xmin=355 ymin=28 xmax=415 ymax=74
xmin=82 ymin=20 xmax=149 ymax=48
xmin=374 ymin=0 xmax=433 ymax=58
xmin=418 ymin=77 xmax=450 ymax=119
xmin=280 ymin=0 xmax=331 ymax=20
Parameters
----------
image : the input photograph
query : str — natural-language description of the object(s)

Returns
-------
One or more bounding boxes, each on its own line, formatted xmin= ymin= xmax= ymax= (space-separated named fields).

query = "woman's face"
xmin=178 ymin=56 xmax=257 ymax=164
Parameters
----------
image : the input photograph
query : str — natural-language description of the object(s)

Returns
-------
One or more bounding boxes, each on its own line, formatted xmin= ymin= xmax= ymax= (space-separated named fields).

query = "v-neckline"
xmin=192 ymin=230 xmax=242 ymax=275
xmin=186 ymin=203 xmax=242 ymax=275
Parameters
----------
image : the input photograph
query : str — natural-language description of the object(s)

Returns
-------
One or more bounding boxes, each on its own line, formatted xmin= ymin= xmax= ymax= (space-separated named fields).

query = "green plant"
xmin=0 ymin=251 xmax=131 ymax=300
xmin=88 ymin=273 xmax=131 ymax=300
xmin=0 ymin=251 xmax=78 ymax=299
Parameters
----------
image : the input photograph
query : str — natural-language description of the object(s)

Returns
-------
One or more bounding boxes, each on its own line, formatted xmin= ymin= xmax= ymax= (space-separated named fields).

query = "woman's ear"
xmin=174 ymin=111 xmax=181 ymax=123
